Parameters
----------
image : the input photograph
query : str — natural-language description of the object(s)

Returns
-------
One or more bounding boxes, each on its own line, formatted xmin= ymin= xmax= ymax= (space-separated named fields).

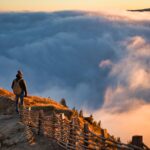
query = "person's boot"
xmin=16 ymin=108 xmax=19 ymax=114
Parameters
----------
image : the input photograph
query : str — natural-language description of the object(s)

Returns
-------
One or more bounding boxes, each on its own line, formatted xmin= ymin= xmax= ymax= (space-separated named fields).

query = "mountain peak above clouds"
xmin=128 ymin=8 xmax=150 ymax=12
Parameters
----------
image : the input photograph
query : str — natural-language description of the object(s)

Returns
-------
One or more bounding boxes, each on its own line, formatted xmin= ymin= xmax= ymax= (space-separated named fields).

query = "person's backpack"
xmin=13 ymin=79 xmax=22 ymax=95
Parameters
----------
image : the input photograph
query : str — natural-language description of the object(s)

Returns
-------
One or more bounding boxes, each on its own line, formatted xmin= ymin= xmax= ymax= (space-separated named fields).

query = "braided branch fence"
xmin=20 ymin=108 xmax=145 ymax=150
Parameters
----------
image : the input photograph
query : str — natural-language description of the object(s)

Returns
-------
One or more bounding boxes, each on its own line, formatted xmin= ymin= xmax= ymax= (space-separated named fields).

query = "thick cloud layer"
xmin=0 ymin=11 xmax=150 ymax=110
xmin=0 ymin=10 xmax=150 ymax=145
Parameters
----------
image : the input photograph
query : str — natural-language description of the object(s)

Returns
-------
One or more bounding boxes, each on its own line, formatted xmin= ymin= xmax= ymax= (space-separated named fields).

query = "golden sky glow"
xmin=0 ymin=0 xmax=150 ymax=12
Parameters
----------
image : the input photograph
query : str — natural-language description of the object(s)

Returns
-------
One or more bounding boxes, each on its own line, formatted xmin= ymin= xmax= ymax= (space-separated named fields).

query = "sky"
xmin=0 ymin=0 xmax=150 ymax=12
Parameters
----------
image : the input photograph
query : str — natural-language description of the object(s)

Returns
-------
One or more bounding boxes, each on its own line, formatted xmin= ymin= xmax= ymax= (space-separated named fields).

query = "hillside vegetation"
xmin=0 ymin=88 xmax=119 ymax=143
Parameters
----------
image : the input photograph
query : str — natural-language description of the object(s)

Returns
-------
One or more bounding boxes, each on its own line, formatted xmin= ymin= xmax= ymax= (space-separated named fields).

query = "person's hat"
xmin=16 ymin=70 xmax=23 ymax=78
xmin=17 ymin=70 xmax=23 ymax=75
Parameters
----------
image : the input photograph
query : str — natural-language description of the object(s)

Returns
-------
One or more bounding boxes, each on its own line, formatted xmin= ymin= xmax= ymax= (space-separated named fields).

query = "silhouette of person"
xmin=11 ymin=70 xmax=28 ymax=113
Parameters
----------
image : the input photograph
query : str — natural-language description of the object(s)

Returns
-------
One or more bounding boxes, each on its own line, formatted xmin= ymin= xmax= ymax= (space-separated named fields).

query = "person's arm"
xmin=11 ymin=80 xmax=14 ymax=89
xmin=21 ymin=79 xmax=28 ymax=97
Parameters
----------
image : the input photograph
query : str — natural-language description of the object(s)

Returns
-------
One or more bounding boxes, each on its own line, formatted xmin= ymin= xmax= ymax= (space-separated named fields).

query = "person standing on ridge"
xmin=11 ymin=70 xmax=28 ymax=113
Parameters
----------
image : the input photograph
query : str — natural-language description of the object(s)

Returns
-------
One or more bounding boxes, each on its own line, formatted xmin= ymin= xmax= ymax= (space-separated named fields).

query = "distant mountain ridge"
xmin=128 ymin=8 xmax=150 ymax=12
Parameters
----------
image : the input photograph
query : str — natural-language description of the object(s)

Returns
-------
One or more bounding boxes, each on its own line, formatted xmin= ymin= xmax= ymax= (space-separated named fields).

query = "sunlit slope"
xmin=0 ymin=88 xmax=102 ymax=133
xmin=0 ymin=88 xmax=72 ymax=117
xmin=0 ymin=88 xmax=68 ymax=109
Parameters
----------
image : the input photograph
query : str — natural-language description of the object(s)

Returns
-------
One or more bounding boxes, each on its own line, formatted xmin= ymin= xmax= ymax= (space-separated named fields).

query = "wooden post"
xmin=51 ymin=111 xmax=57 ymax=139
xmin=68 ymin=117 xmax=77 ymax=149
xmin=132 ymin=136 xmax=143 ymax=148
xmin=60 ymin=113 xmax=64 ymax=142
xmin=101 ymin=129 xmax=106 ymax=150
xmin=38 ymin=110 xmax=44 ymax=135
xmin=28 ymin=107 xmax=31 ymax=126
xmin=83 ymin=123 xmax=89 ymax=148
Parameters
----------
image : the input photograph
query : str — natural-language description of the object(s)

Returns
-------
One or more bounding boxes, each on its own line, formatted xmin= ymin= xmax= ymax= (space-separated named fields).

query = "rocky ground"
xmin=0 ymin=115 xmax=64 ymax=150
xmin=0 ymin=88 xmax=67 ymax=150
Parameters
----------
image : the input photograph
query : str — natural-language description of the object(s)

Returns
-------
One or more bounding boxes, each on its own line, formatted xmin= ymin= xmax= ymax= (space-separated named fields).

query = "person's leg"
xmin=20 ymin=92 xmax=24 ymax=109
xmin=19 ymin=92 xmax=24 ymax=120
xmin=15 ymin=95 xmax=19 ymax=113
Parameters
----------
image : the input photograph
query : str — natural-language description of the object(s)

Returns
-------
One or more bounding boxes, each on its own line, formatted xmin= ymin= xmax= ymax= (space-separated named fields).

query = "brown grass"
xmin=0 ymin=88 xmax=101 ymax=135
xmin=0 ymin=88 xmax=67 ymax=110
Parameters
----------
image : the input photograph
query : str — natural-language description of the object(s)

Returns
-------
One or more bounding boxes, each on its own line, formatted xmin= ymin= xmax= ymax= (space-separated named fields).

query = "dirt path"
xmin=0 ymin=115 xmax=65 ymax=150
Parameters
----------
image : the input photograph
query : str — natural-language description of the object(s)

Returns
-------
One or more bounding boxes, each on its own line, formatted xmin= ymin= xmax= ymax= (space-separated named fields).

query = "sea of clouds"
xmin=0 ymin=10 xmax=150 ymax=145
